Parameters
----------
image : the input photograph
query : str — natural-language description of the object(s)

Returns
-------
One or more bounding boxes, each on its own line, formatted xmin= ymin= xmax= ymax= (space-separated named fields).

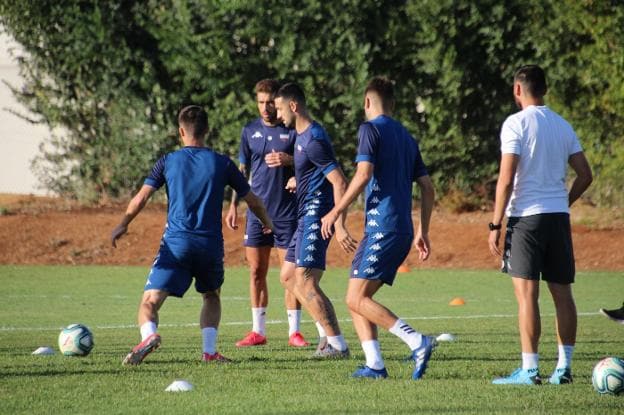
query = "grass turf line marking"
xmin=0 ymin=312 xmax=601 ymax=332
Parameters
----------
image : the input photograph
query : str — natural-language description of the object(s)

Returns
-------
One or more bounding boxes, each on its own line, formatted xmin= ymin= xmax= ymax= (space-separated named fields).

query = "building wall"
xmin=0 ymin=30 xmax=49 ymax=195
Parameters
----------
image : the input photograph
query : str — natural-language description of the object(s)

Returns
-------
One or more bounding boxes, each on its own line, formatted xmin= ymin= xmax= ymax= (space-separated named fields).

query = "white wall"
xmin=0 ymin=30 xmax=50 ymax=195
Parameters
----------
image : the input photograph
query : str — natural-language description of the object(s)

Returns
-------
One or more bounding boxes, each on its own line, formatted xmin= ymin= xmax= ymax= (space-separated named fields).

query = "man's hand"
xmin=488 ymin=229 xmax=502 ymax=257
xmin=320 ymin=209 xmax=339 ymax=240
xmin=285 ymin=176 xmax=296 ymax=193
xmin=413 ymin=232 xmax=431 ymax=261
xmin=333 ymin=223 xmax=357 ymax=253
xmin=265 ymin=149 xmax=293 ymax=168
xmin=225 ymin=204 xmax=238 ymax=230
xmin=111 ymin=224 xmax=128 ymax=248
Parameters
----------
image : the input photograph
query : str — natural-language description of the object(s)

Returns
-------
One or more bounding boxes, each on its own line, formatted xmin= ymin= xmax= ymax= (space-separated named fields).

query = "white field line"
xmin=0 ymin=312 xmax=601 ymax=332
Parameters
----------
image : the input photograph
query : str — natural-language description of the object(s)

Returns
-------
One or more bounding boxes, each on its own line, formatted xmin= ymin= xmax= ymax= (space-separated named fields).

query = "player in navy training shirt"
xmin=111 ymin=105 xmax=273 ymax=365
xmin=321 ymin=77 xmax=436 ymax=380
xmin=275 ymin=83 xmax=357 ymax=358
xmin=225 ymin=79 xmax=310 ymax=348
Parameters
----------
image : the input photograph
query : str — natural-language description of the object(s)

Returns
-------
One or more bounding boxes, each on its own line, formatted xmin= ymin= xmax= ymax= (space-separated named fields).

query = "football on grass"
xmin=58 ymin=324 xmax=94 ymax=356
xmin=592 ymin=356 xmax=624 ymax=395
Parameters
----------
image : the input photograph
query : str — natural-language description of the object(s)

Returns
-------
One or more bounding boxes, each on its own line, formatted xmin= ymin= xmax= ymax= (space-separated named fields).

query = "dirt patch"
xmin=0 ymin=195 xmax=622 ymax=271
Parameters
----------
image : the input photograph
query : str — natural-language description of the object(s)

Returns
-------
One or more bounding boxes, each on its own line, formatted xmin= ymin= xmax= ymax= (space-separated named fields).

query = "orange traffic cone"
xmin=449 ymin=297 xmax=466 ymax=306
xmin=397 ymin=264 xmax=411 ymax=273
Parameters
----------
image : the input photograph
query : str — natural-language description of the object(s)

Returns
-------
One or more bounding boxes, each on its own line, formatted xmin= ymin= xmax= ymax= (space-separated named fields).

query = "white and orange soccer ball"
xmin=592 ymin=357 xmax=624 ymax=395
xmin=58 ymin=323 xmax=94 ymax=356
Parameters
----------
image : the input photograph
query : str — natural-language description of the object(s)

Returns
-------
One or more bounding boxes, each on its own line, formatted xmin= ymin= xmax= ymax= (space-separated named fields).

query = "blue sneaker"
xmin=410 ymin=336 xmax=436 ymax=380
xmin=351 ymin=365 xmax=388 ymax=379
xmin=549 ymin=367 xmax=573 ymax=384
xmin=492 ymin=368 xmax=542 ymax=385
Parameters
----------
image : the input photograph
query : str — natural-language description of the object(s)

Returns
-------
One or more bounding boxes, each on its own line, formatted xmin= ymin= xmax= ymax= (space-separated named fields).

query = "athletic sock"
xmin=316 ymin=321 xmax=327 ymax=338
xmin=140 ymin=321 xmax=157 ymax=341
xmin=361 ymin=340 xmax=384 ymax=370
xmin=287 ymin=309 xmax=301 ymax=336
xmin=202 ymin=327 xmax=218 ymax=354
xmin=389 ymin=319 xmax=423 ymax=350
xmin=521 ymin=352 xmax=539 ymax=371
xmin=252 ymin=307 xmax=266 ymax=336
xmin=556 ymin=344 xmax=574 ymax=369
xmin=327 ymin=334 xmax=348 ymax=352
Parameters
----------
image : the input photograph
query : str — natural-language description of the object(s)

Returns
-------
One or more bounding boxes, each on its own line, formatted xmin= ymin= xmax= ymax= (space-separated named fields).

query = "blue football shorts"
xmin=351 ymin=232 xmax=413 ymax=286
xmin=285 ymin=216 xmax=331 ymax=270
xmin=144 ymin=236 xmax=224 ymax=297
xmin=244 ymin=216 xmax=296 ymax=249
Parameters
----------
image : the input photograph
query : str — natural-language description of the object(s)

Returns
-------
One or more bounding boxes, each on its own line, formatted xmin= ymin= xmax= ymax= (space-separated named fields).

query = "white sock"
xmin=252 ymin=307 xmax=266 ymax=335
xmin=140 ymin=321 xmax=157 ymax=341
xmin=327 ymin=334 xmax=348 ymax=352
xmin=361 ymin=340 xmax=384 ymax=370
xmin=202 ymin=327 xmax=218 ymax=354
xmin=287 ymin=309 xmax=301 ymax=336
xmin=389 ymin=319 xmax=423 ymax=350
xmin=521 ymin=352 xmax=539 ymax=370
xmin=316 ymin=321 xmax=326 ymax=338
xmin=556 ymin=344 xmax=574 ymax=369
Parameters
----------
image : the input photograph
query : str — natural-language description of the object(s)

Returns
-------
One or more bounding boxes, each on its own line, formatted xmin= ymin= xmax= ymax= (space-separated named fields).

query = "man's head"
xmin=178 ymin=105 xmax=208 ymax=142
xmin=275 ymin=82 xmax=306 ymax=129
xmin=255 ymin=79 xmax=280 ymax=124
xmin=513 ymin=65 xmax=547 ymax=107
xmin=364 ymin=76 xmax=395 ymax=118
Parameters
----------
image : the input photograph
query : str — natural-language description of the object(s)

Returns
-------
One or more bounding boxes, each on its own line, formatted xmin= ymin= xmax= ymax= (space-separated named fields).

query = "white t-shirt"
xmin=500 ymin=105 xmax=582 ymax=217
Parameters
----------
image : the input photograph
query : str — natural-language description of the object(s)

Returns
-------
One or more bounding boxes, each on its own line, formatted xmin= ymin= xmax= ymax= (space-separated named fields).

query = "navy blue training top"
xmin=293 ymin=121 xmax=339 ymax=219
xmin=356 ymin=115 xmax=429 ymax=234
xmin=145 ymin=147 xmax=250 ymax=239
xmin=238 ymin=118 xmax=297 ymax=222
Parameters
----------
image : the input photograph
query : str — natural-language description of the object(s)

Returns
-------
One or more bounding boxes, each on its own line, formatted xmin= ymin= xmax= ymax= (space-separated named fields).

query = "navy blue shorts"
xmin=244 ymin=216 xmax=296 ymax=249
xmin=351 ymin=232 xmax=413 ymax=286
xmin=144 ymin=236 xmax=224 ymax=297
xmin=285 ymin=217 xmax=331 ymax=270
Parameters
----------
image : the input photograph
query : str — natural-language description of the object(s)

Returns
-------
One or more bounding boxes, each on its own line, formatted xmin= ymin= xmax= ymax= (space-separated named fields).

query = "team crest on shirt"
xmin=267 ymin=135 xmax=273 ymax=141
xmin=252 ymin=131 xmax=263 ymax=139
xmin=297 ymin=144 xmax=303 ymax=152
xmin=280 ymin=133 xmax=289 ymax=141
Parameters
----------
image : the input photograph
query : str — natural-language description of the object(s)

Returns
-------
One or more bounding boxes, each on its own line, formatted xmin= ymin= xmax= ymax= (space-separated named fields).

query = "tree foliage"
xmin=0 ymin=0 xmax=622 ymax=206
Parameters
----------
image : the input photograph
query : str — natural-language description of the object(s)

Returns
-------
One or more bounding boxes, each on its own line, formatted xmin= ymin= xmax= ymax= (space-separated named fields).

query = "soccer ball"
xmin=592 ymin=357 xmax=624 ymax=395
xmin=58 ymin=324 xmax=94 ymax=356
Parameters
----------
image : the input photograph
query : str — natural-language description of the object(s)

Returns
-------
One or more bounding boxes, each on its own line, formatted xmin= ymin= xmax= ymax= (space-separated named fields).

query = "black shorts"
xmin=502 ymin=213 xmax=575 ymax=284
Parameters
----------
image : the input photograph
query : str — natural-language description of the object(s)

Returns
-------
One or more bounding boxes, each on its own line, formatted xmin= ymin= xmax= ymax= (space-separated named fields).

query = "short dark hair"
xmin=365 ymin=76 xmax=395 ymax=109
xmin=276 ymin=82 xmax=306 ymax=105
xmin=514 ymin=65 xmax=547 ymax=98
xmin=255 ymin=79 xmax=281 ymax=95
xmin=178 ymin=105 xmax=208 ymax=138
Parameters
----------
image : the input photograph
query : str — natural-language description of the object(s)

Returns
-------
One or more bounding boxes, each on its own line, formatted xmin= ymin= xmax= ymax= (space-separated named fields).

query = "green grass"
xmin=1 ymin=265 xmax=623 ymax=414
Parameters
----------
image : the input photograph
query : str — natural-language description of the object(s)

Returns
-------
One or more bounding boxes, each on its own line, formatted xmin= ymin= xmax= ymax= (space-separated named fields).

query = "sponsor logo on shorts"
xmin=306 ymin=209 xmax=317 ymax=216
xmin=308 ymin=223 xmax=320 ymax=230
xmin=367 ymin=219 xmax=379 ymax=227
xmin=307 ymin=234 xmax=318 ymax=241
xmin=370 ymin=196 xmax=380 ymax=203
xmin=371 ymin=243 xmax=381 ymax=251
xmin=304 ymin=254 xmax=315 ymax=262
xmin=372 ymin=232 xmax=385 ymax=240
xmin=306 ymin=245 xmax=317 ymax=251
xmin=372 ymin=183 xmax=381 ymax=191
xmin=364 ymin=267 xmax=375 ymax=275
xmin=368 ymin=208 xmax=380 ymax=216
xmin=366 ymin=255 xmax=378 ymax=263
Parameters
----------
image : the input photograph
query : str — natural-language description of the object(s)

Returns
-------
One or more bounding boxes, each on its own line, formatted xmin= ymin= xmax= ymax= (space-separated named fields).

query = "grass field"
xmin=1 ymin=265 xmax=623 ymax=414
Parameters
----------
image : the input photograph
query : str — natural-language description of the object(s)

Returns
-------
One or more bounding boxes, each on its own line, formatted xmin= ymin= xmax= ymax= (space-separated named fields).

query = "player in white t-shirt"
xmin=488 ymin=65 xmax=593 ymax=386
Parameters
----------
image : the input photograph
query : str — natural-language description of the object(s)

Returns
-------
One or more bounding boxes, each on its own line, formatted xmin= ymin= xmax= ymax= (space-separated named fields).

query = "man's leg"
xmin=346 ymin=279 xmax=387 ymax=377
xmin=276 ymin=248 xmax=309 ymax=346
xmin=492 ymin=276 xmax=542 ymax=384
xmin=547 ymin=281 xmax=576 ymax=383
xmin=236 ymin=246 xmax=271 ymax=346
xmin=288 ymin=267 xmax=348 ymax=355
xmin=123 ymin=289 xmax=167 ymax=365
xmin=201 ymin=289 xmax=229 ymax=362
